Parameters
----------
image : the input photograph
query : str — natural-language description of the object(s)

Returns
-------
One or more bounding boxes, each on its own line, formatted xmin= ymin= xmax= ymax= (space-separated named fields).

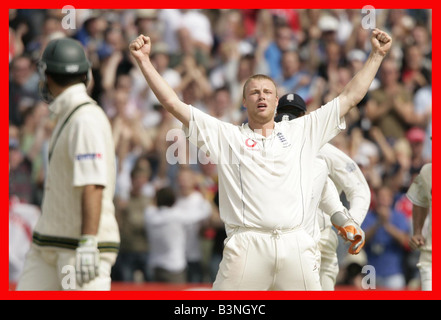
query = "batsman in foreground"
xmin=129 ymin=29 xmax=391 ymax=290
xmin=17 ymin=38 xmax=120 ymax=290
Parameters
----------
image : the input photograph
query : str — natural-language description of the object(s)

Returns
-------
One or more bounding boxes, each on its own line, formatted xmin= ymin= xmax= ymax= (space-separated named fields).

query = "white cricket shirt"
xmin=33 ymin=84 xmax=119 ymax=252
xmin=406 ymin=163 xmax=432 ymax=251
xmin=319 ymin=143 xmax=371 ymax=226
xmin=185 ymin=97 xmax=345 ymax=235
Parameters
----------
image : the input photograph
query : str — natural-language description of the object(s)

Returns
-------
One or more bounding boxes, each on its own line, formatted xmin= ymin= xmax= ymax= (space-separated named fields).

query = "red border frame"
xmin=3 ymin=2 xmax=438 ymax=301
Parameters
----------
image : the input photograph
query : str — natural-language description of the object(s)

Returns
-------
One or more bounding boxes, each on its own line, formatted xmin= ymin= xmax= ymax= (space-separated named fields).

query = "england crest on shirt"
xmin=276 ymin=132 xmax=291 ymax=148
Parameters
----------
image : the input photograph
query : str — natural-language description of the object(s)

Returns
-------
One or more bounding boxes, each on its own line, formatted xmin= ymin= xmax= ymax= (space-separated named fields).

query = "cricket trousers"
xmin=212 ymin=226 xmax=321 ymax=290
xmin=16 ymin=244 xmax=116 ymax=291
xmin=417 ymin=250 xmax=432 ymax=291
xmin=318 ymin=226 xmax=339 ymax=291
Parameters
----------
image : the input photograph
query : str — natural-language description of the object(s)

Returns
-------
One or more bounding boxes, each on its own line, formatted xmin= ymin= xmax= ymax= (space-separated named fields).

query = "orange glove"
xmin=331 ymin=211 xmax=365 ymax=255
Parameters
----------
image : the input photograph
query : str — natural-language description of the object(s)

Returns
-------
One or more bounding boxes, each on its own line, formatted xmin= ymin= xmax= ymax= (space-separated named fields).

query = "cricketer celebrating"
xmin=129 ymin=29 xmax=391 ymax=290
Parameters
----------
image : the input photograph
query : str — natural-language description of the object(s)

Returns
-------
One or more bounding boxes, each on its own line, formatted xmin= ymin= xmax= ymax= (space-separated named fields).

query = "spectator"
xmin=113 ymin=162 xmax=153 ymax=282
xmin=316 ymin=40 xmax=344 ymax=87
xmin=362 ymin=185 xmax=410 ymax=289
xmin=9 ymin=132 xmax=35 ymax=204
xmin=9 ymin=196 xmax=41 ymax=283
xmin=179 ymin=10 xmax=214 ymax=60
xmin=364 ymin=58 xmax=414 ymax=141
xmin=412 ymin=84 xmax=432 ymax=161
xmin=275 ymin=50 xmax=312 ymax=101
xmin=144 ymin=42 xmax=182 ymax=123
xmin=174 ymin=167 xmax=212 ymax=283
xmin=9 ymin=55 xmax=40 ymax=126
xmin=208 ymin=86 xmax=242 ymax=125
xmin=411 ymin=24 xmax=432 ymax=63
xmin=401 ymin=44 xmax=431 ymax=93
xmin=406 ymin=127 xmax=428 ymax=173
xmin=264 ymin=23 xmax=296 ymax=80
xmin=17 ymin=102 xmax=51 ymax=205
xmin=176 ymin=55 xmax=212 ymax=113
xmin=134 ymin=9 xmax=162 ymax=45
xmin=144 ymin=187 xmax=187 ymax=283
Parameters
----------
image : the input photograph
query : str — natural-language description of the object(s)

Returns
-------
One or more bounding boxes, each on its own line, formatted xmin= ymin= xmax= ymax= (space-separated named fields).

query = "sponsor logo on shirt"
xmin=245 ymin=138 xmax=258 ymax=150
xmin=76 ymin=153 xmax=103 ymax=161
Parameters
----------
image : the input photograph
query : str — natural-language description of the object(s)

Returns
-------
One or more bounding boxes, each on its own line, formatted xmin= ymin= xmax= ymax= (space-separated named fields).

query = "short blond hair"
xmin=242 ymin=74 xmax=278 ymax=99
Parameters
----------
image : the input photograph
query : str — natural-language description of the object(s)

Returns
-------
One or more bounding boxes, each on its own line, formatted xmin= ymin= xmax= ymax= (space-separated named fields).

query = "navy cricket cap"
xmin=277 ymin=93 xmax=307 ymax=113
xmin=275 ymin=93 xmax=307 ymax=122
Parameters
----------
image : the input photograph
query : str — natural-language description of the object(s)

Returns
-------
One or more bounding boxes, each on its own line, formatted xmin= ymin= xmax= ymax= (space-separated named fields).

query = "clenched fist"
xmin=129 ymin=34 xmax=151 ymax=61
xmin=371 ymin=28 xmax=392 ymax=57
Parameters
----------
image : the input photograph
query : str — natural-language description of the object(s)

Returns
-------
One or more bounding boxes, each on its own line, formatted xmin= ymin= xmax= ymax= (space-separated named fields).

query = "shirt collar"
xmin=241 ymin=122 xmax=281 ymax=140
xmin=48 ymin=83 xmax=92 ymax=116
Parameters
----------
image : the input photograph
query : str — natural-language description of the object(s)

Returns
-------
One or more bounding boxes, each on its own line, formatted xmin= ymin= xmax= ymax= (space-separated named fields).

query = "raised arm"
xmin=338 ymin=28 xmax=392 ymax=117
xmin=129 ymin=35 xmax=191 ymax=127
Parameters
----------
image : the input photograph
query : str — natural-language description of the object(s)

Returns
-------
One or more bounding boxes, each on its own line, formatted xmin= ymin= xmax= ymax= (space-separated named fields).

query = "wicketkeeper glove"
xmin=76 ymin=235 xmax=100 ymax=287
xmin=331 ymin=210 xmax=365 ymax=255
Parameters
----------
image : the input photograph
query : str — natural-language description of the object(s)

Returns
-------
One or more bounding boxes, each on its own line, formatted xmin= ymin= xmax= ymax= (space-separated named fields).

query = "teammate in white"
xmin=406 ymin=163 xmax=432 ymax=291
xmin=17 ymin=38 xmax=119 ymax=291
xmin=275 ymin=93 xmax=371 ymax=290
xmin=129 ymin=29 xmax=391 ymax=290
xmin=317 ymin=144 xmax=370 ymax=290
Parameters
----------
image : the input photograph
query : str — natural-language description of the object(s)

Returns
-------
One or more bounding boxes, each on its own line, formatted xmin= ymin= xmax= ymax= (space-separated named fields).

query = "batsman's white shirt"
xmin=33 ymin=83 xmax=120 ymax=251
xmin=407 ymin=163 xmax=432 ymax=252
xmin=185 ymin=97 xmax=345 ymax=234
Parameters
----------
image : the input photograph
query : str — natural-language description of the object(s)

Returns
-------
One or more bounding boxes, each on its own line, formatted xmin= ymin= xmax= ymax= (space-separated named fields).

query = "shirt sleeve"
xmin=319 ymin=177 xmax=345 ymax=216
xmin=68 ymin=114 xmax=108 ymax=187
xmin=301 ymin=97 xmax=346 ymax=153
xmin=321 ymin=144 xmax=371 ymax=225
xmin=407 ymin=172 xmax=430 ymax=208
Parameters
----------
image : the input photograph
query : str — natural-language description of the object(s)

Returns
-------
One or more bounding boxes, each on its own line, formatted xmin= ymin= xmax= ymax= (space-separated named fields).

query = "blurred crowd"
xmin=9 ymin=9 xmax=432 ymax=289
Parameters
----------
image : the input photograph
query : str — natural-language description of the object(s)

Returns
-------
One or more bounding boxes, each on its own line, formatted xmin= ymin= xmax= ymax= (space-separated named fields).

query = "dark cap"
xmin=277 ymin=93 xmax=307 ymax=113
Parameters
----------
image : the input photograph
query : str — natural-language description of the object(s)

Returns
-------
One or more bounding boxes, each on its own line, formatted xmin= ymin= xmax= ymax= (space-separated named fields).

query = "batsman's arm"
xmin=409 ymin=204 xmax=429 ymax=249
xmin=338 ymin=28 xmax=392 ymax=118
xmin=81 ymin=184 xmax=103 ymax=236
xmin=129 ymin=35 xmax=190 ymax=128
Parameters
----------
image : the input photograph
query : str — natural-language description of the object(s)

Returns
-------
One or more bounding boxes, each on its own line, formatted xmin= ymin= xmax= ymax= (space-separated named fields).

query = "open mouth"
xmin=257 ymin=103 xmax=267 ymax=110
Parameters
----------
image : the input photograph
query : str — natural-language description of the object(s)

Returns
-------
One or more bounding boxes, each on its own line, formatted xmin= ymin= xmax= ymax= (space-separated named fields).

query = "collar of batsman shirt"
xmin=48 ymin=84 xmax=96 ymax=160
xmin=49 ymin=83 xmax=95 ymax=119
